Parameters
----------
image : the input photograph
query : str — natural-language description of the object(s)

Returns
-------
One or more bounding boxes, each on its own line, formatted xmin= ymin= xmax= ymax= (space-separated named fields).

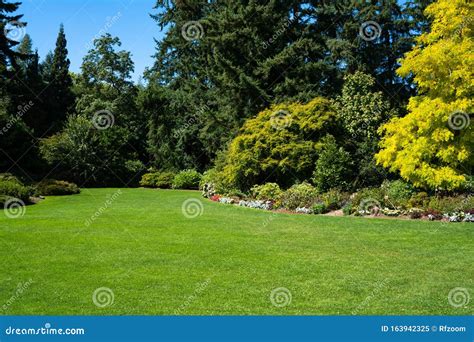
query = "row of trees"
xmin=1 ymin=1 xmax=146 ymax=185
xmin=0 ymin=0 xmax=472 ymax=191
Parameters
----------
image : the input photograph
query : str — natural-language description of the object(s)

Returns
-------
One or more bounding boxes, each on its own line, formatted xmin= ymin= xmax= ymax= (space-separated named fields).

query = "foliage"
xmin=408 ymin=208 xmax=424 ymax=219
xmin=0 ymin=176 xmax=32 ymax=204
xmin=335 ymin=71 xmax=393 ymax=140
xmin=140 ymin=171 xmax=175 ymax=189
xmin=281 ymin=182 xmax=318 ymax=210
xmin=0 ymin=0 xmax=27 ymax=71
xmin=46 ymin=24 xmax=75 ymax=132
xmin=408 ymin=192 xmax=430 ymax=209
xmin=321 ymin=189 xmax=350 ymax=211
xmin=36 ymin=179 xmax=80 ymax=196
xmin=219 ymin=97 xmax=338 ymax=190
xmin=312 ymin=203 xmax=328 ymax=215
xmin=312 ymin=135 xmax=352 ymax=192
xmin=250 ymin=183 xmax=283 ymax=201
xmin=81 ymin=34 xmax=134 ymax=94
xmin=39 ymin=35 xmax=146 ymax=187
xmin=39 ymin=115 xmax=141 ymax=186
xmin=144 ymin=0 xmax=427 ymax=171
xmin=350 ymin=187 xmax=385 ymax=211
xmin=199 ymin=168 xmax=237 ymax=198
xmin=172 ymin=169 xmax=202 ymax=190
xmin=334 ymin=72 xmax=394 ymax=188
xmin=381 ymin=180 xmax=415 ymax=209
xmin=377 ymin=0 xmax=474 ymax=190
xmin=342 ymin=203 xmax=353 ymax=216
xmin=426 ymin=196 xmax=472 ymax=213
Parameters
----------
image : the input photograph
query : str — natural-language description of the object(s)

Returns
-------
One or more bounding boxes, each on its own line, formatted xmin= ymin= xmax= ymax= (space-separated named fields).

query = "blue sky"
xmin=19 ymin=0 xmax=164 ymax=81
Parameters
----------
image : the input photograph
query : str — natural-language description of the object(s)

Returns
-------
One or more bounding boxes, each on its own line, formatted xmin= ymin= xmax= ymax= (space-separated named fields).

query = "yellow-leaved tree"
xmin=376 ymin=0 xmax=473 ymax=190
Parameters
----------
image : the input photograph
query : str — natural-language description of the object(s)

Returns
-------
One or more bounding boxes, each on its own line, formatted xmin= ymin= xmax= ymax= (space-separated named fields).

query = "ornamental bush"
xmin=250 ymin=183 xmax=283 ymax=201
xmin=140 ymin=171 xmax=175 ymax=189
xmin=350 ymin=187 xmax=385 ymax=213
xmin=172 ymin=169 xmax=202 ymax=189
xmin=281 ymin=182 xmax=318 ymax=210
xmin=218 ymin=97 xmax=338 ymax=190
xmin=312 ymin=135 xmax=352 ymax=192
xmin=0 ymin=175 xmax=33 ymax=205
xmin=381 ymin=180 xmax=415 ymax=209
xmin=321 ymin=189 xmax=350 ymax=211
xmin=36 ymin=179 xmax=80 ymax=196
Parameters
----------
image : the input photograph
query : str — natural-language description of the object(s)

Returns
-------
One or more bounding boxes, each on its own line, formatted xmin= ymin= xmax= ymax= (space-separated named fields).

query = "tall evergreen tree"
xmin=0 ymin=0 xmax=26 ymax=73
xmin=47 ymin=24 xmax=74 ymax=132
xmin=144 ymin=0 xmax=429 ymax=171
xmin=15 ymin=33 xmax=32 ymax=72
xmin=39 ymin=50 xmax=53 ymax=81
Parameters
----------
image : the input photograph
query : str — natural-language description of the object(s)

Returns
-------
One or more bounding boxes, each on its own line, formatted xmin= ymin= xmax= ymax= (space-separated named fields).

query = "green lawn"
xmin=0 ymin=188 xmax=472 ymax=315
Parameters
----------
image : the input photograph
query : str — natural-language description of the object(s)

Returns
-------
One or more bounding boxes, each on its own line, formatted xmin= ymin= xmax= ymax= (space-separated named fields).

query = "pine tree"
xmin=145 ymin=1 xmax=429 ymax=171
xmin=0 ymin=0 xmax=26 ymax=72
xmin=16 ymin=33 xmax=32 ymax=71
xmin=39 ymin=50 xmax=54 ymax=81
xmin=47 ymin=24 xmax=74 ymax=131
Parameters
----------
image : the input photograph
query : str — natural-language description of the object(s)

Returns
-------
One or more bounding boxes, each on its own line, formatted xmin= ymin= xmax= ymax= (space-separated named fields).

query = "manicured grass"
xmin=0 ymin=188 xmax=472 ymax=315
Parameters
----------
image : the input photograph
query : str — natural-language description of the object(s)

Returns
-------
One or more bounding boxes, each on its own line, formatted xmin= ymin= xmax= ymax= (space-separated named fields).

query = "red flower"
xmin=210 ymin=195 xmax=221 ymax=202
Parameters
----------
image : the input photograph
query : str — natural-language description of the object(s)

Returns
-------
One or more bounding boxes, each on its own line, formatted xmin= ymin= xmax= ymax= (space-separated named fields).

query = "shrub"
xmin=381 ymin=180 xmax=415 ymax=209
xmin=426 ymin=196 xmax=467 ymax=213
xmin=200 ymin=168 xmax=239 ymax=197
xmin=251 ymin=183 xmax=283 ymax=201
xmin=0 ymin=177 xmax=32 ymax=204
xmin=321 ymin=189 xmax=350 ymax=211
xmin=0 ymin=173 xmax=20 ymax=182
xmin=218 ymin=97 xmax=338 ymax=190
xmin=312 ymin=203 xmax=328 ymax=214
xmin=424 ymin=208 xmax=443 ymax=220
xmin=312 ymin=135 xmax=352 ymax=192
xmin=140 ymin=173 xmax=156 ymax=188
xmin=36 ymin=180 xmax=80 ymax=196
xmin=40 ymin=114 xmax=141 ymax=187
xmin=408 ymin=192 xmax=429 ymax=208
xmin=140 ymin=171 xmax=175 ymax=189
xmin=351 ymin=187 xmax=385 ymax=210
xmin=342 ymin=203 xmax=353 ymax=216
xmin=172 ymin=169 xmax=202 ymax=189
xmin=408 ymin=208 xmax=423 ymax=219
xmin=281 ymin=182 xmax=318 ymax=210
xmin=155 ymin=172 xmax=176 ymax=188
xmin=459 ymin=196 xmax=474 ymax=212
